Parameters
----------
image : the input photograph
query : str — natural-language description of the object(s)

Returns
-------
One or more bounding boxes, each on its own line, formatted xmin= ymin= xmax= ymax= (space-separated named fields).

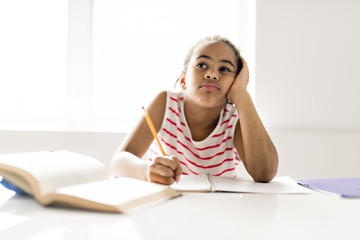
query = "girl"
xmin=112 ymin=36 xmax=278 ymax=185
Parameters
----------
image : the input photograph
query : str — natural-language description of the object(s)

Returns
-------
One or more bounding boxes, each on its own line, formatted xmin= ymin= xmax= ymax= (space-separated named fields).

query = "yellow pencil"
xmin=142 ymin=106 xmax=166 ymax=155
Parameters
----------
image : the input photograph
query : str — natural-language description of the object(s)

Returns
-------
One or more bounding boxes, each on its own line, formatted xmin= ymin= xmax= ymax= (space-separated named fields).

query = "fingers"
xmin=236 ymin=57 xmax=250 ymax=86
xmin=148 ymin=155 xmax=182 ymax=185
xmin=153 ymin=155 xmax=179 ymax=171
xmin=174 ymin=159 xmax=182 ymax=182
xmin=239 ymin=57 xmax=249 ymax=74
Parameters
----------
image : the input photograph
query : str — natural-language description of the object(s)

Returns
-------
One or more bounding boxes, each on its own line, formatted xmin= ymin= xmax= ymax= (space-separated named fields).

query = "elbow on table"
xmin=252 ymin=171 xmax=277 ymax=183
xmin=249 ymin=159 xmax=278 ymax=183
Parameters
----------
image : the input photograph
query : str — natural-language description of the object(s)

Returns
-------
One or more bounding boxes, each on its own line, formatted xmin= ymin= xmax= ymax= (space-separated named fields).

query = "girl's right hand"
xmin=147 ymin=155 xmax=182 ymax=185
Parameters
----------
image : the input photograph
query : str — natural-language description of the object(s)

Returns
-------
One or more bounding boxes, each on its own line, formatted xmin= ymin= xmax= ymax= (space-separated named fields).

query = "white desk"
xmin=1 ymin=185 xmax=360 ymax=240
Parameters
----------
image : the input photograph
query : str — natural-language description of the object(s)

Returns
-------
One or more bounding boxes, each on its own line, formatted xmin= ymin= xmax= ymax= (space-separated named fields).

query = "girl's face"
xmin=183 ymin=42 xmax=237 ymax=108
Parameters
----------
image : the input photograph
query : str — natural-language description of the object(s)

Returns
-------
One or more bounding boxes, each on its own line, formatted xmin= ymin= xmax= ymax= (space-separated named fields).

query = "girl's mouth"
xmin=200 ymin=82 xmax=220 ymax=91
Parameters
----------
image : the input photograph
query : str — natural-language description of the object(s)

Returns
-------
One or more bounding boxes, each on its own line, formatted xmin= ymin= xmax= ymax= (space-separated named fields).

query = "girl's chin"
xmin=199 ymin=96 xmax=227 ymax=108
xmin=184 ymin=92 xmax=227 ymax=106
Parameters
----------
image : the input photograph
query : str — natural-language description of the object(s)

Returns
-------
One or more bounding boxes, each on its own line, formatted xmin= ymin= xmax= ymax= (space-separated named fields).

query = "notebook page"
xmin=212 ymin=176 xmax=310 ymax=194
xmin=171 ymin=175 xmax=211 ymax=192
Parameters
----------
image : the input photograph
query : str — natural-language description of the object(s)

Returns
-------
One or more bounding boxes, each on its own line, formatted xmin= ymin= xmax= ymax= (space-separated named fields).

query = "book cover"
xmin=297 ymin=178 xmax=360 ymax=198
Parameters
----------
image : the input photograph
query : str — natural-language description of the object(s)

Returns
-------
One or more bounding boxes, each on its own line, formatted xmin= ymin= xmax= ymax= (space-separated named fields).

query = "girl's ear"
xmin=179 ymin=72 xmax=186 ymax=90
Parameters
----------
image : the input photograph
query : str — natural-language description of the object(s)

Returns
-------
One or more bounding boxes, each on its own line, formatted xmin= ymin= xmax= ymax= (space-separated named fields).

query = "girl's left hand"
xmin=227 ymin=57 xmax=250 ymax=103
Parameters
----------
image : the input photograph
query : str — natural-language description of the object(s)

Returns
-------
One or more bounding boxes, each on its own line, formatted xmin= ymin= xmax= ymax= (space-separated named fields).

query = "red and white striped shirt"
xmin=147 ymin=91 xmax=241 ymax=177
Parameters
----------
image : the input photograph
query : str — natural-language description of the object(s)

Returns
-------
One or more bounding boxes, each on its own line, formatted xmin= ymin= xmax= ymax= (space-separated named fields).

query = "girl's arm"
xmin=111 ymin=91 xmax=182 ymax=185
xmin=227 ymin=59 xmax=278 ymax=183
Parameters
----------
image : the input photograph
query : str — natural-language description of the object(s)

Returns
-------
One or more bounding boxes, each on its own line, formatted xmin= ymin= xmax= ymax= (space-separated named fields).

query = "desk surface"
xmin=1 ymin=185 xmax=360 ymax=240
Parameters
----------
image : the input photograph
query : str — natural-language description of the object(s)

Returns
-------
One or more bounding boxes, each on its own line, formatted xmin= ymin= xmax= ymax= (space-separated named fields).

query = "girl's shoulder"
xmin=150 ymin=91 xmax=182 ymax=107
xmin=148 ymin=91 xmax=166 ymax=106
xmin=148 ymin=90 xmax=183 ymax=115
xmin=166 ymin=90 xmax=183 ymax=101
xmin=146 ymin=91 xmax=168 ymax=120
xmin=151 ymin=90 xmax=182 ymax=102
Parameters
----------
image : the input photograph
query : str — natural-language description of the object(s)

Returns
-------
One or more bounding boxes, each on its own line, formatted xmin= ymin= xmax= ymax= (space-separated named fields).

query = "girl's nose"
xmin=205 ymin=71 xmax=218 ymax=81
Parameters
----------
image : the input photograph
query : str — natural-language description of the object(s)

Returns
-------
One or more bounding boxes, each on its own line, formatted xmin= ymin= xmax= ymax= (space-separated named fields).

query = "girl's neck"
xmin=183 ymin=97 xmax=224 ymax=141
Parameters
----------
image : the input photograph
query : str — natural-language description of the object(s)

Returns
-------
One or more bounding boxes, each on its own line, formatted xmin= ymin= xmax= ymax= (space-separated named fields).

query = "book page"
xmin=171 ymin=175 xmax=211 ymax=192
xmin=55 ymin=177 xmax=177 ymax=207
xmin=0 ymin=150 xmax=109 ymax=196
xmin=212 ymin=176 xmax=310 ymax=194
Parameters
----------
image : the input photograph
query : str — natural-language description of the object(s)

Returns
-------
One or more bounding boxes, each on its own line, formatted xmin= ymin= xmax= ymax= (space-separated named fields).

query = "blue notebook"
xmin=297 ymin=178 xmax=360 ymax=198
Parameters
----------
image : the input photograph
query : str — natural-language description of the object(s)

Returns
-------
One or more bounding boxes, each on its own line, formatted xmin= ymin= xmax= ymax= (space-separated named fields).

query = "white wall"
xmin=256 ymin=0 xmax=360 ymax=129
xmin=256 ymin=0 xmax=360 ymax=178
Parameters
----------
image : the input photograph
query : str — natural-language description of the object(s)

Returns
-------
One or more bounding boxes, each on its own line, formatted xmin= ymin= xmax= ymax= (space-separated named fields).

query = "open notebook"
xmin=172 ymin=174 xmax=310 ymax=194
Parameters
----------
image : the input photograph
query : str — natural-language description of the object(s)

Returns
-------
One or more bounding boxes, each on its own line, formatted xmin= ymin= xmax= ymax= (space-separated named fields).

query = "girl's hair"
xmin=183 ymin=35 xmax=243 ymax=75
xmin=175 ymin=35 xmax=243 ymax=88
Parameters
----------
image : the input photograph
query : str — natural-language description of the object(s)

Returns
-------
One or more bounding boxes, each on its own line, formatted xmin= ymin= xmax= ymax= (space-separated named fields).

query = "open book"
xmin=0 ymin=150 xmax=179 ymax=213
xmin=172 ymin=174 xmax=310 ymax=194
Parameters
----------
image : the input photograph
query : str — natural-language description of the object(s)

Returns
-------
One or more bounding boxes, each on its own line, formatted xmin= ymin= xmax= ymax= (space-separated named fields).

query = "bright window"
xmin=92 ymin=0 xmax=254 ymax=131
xmin=0 ymin=0 xmax=68 ymax=127
xmin=0 ymin=0 xmax=255 ymax=132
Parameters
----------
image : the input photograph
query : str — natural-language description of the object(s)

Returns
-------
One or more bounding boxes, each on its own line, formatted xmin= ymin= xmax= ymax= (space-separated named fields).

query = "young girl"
xmin=112 ymin=36 xmax=278 ymax=185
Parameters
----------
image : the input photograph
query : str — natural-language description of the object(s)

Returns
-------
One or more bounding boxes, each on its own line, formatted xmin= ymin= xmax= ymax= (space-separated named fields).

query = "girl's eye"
xmin=220 ymin=67 xmax=231 ymax=72
xmin=197 ymin=63 xmax=207 ymax=69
